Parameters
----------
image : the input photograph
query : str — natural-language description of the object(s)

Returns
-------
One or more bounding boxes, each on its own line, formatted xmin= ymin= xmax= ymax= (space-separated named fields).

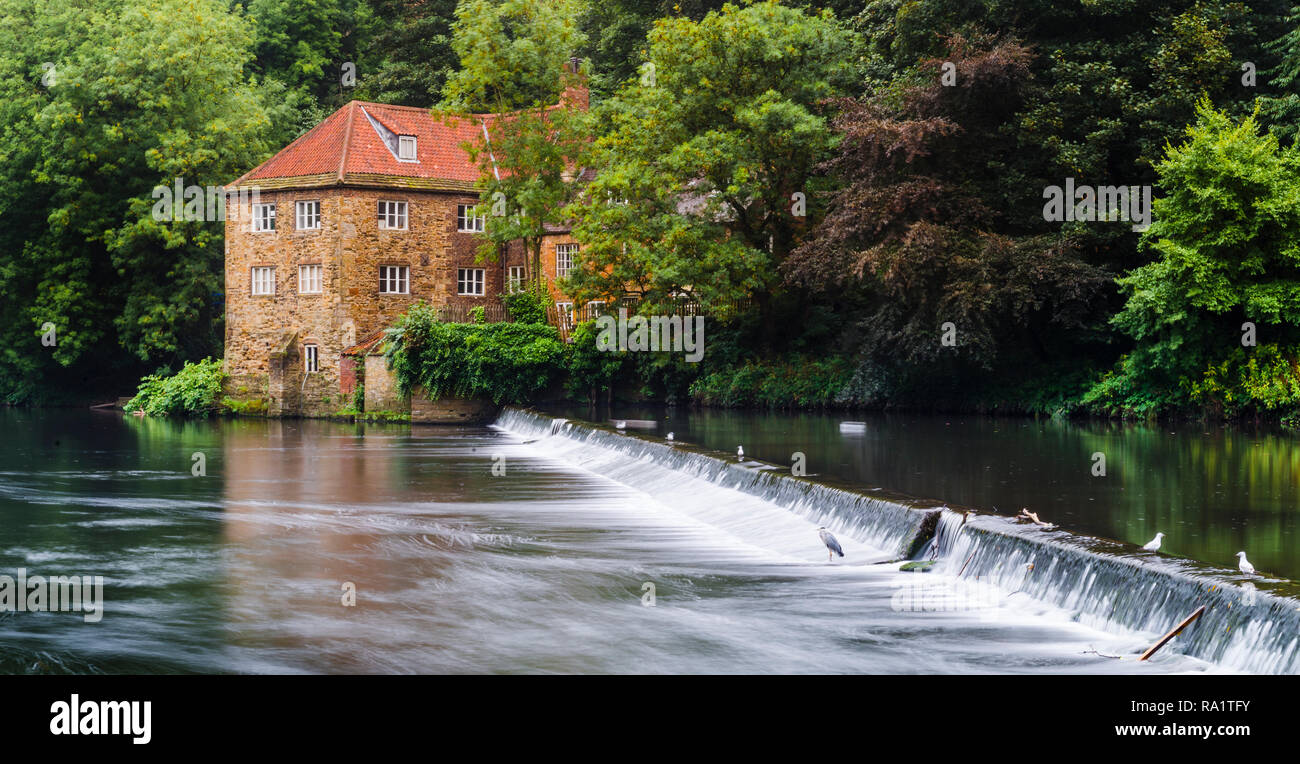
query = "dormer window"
xmin=398 ymin=135 xmax=417 ymax=161
xmin=360 ymin=106 xmax=420 ymax=163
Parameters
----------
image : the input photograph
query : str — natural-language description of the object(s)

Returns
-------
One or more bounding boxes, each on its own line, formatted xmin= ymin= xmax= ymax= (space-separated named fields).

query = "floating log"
xmin=1138 ymin=605 xmax=1206 ymax=661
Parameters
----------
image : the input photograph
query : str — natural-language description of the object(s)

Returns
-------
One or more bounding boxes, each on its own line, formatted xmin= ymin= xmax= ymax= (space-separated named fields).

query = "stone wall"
xmin=410 ymin=388 xmax=499 ymax=424
xmin=363 ymin=354 xmax=408 ymax=413
xmin=224 ymin=185 xmax=511 ymax=416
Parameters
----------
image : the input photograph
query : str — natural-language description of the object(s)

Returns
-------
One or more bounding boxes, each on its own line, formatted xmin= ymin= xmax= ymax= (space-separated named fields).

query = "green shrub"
xmin=223 ymin=396 xmax=266 ymax=416
xmin=1082 ymin=344 xmax=1300 ymax=421
xmin=125 ymin=358 xmax=226 ymax=417
xmin=502 ymin=288 xmax=548 ymax=325
xmin=565 ymin=320 xmax=629 ymax=403
xmin=386 ymin=301 xmax=566 ymax=403
xmin=690 ymin=357 xmax=852 ymax=409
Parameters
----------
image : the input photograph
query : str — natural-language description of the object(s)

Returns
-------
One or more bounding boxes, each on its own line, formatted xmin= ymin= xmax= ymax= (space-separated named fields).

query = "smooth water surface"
xmin=551 ymin=405 xmax=1300 ymax=581
xmin=0 ymin=409 xmax=1216 ymax=673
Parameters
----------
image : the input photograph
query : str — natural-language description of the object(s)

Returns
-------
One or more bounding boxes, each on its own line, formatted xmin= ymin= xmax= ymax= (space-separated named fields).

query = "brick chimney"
xmin=561 ymin=57 xmax=589 ymax=110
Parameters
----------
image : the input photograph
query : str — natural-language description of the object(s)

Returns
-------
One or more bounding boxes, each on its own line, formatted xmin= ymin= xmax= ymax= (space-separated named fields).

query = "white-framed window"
xmin=295 ymin=200 xmax=320 ymax=230
xmin=398 ymin=135 xmax=417 ymax=161
xmin=378 ymin=200 xmax=408 ymax=230
xmin=457 ymin=204 xmax=485 ymax=233
xmin=555 ymin=301 xmax=573 ymax=329
xmin=298 ymin=264 xmax=323 ymax=294
xmin=457 ymin=268 xmax=485 ymax=296
xmin=585 ymin=300 xmax=605 ymax=320
xmin=556 ymin=243 xmax=578 ymax=279
xmin=251 ymin=266 xmax=276 ymax=295
xmin=507 ymin=266 xmax=526 ymax=293
xmin=252 ymin=203 xmax=276 ymax=232
xmin=303 ymin=344 xmax=319 ymax=374
xmin=379 ymin=265 xmax=409 ymax=294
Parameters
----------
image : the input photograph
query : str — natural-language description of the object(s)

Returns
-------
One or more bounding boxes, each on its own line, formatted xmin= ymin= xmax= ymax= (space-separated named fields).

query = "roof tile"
xmin=230 ymin=101 xmax=494 ymax=189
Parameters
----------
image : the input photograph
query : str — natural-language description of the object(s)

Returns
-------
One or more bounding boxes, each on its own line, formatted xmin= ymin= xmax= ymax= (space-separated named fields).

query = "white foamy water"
xmin=0 ymin=411 xmax=1219 ymax=674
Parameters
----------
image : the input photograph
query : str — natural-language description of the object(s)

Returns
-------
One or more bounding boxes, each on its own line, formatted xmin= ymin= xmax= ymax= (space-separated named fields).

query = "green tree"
xmin=442 ymin=0 xmax=589 ymax=289
xmin=441 ymin=0 xmax=586 ymax=112
xmin=1262 ymin=6 xmax=1300 ymax=144
xmin=564 ymin=1 xmax=858 ymax=309
xmin=0 ymin=0 xmax=276 ymax=402
xmin=246 ymin=0 xmax=377 ymax=143
xmin=1088 ymin=101 xmax=1300 ymax=414
xmin=364 ymin=0 xmax=460 ymax=106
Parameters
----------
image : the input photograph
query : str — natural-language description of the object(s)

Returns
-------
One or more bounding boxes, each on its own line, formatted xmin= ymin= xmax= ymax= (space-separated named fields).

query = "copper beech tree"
xmin=783 ymin=37 xmax=1111 ymax=374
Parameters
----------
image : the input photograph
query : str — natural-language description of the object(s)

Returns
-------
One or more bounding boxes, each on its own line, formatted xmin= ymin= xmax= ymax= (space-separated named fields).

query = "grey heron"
xmin=818 ymin=527 xmax=844 ymax=561
xmin=1236 ymin=551 xmax=1255 ymax=575
xmin=1143 ymin=532 xmax=1164 ymax=552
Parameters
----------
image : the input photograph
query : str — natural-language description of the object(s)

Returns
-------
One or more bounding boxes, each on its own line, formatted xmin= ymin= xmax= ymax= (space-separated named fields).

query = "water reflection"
xmin=0 ymin=409 xmax=1223 ymax=674
xmin=550 ymin=405 xmax=1300 ymax=580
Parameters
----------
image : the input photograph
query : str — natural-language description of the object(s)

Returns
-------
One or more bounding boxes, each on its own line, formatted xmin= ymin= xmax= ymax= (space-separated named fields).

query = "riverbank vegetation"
xmin=8 ymin=0 xmax=1300 ymax=423
xmin=384 ymin=301 xmax=567 ymax=404
xmin=124 ymin=358 xmax=226 ymax=417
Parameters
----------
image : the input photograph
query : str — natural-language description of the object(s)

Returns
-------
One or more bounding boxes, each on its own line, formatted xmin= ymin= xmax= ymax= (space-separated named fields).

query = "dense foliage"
xmin=565 ymin=2 xmax=858 ymax=309
xmin=1084 ymin=102 xmax=1300 ymax=416
xmin=0 ymin=0 xmax=275 ymax=403
xmin=124 ymin=358 xmax=226 ymax=417
xmin=8 ymin=0 xmax=1300 ymax=422
xmin=502 ymin=288 xmax=550 ymax=325
xmin=384 ymin=302 xmax=567 ymax=403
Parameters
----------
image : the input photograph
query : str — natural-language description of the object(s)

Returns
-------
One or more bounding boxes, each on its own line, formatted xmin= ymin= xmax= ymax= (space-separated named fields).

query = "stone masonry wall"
xmin=224 ymin=186 xmax=509 ymax=416
xmin=363 ymin=354 xmax=408 ymax=413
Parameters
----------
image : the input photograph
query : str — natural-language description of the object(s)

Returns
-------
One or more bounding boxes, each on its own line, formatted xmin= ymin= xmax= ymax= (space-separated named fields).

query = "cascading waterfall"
xmin=494 ymin=407 xmax=940 ymax=559
xmin=495 ymin=408 xmax=1300 ymax=674
xmin=936 ymin=509 xmax=1300 ymax=674
xmin=923 ymin=507 xmax=968 ymax=561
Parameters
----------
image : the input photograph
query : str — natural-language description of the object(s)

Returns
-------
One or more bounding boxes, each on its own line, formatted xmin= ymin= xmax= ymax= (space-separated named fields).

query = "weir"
xmin=944 ymin=510 xmax=1300 ymax=674
xmin=495 ymin=407 xmax=1300 ymax=674
xmin=495 ymin=407 xmax=941 ymax=558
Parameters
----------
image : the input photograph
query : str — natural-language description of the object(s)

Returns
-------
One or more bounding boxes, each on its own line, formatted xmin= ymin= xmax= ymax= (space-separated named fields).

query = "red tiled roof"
xmin=229 ymin=101 xmax=496 ymax=192
xmin=343 ymin=329 xmax=389 ymax=357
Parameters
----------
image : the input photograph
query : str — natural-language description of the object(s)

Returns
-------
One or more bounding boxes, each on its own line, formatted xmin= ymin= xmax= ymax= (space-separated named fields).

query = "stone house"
xmin=223 ymin=86 xmax=589 ymax=417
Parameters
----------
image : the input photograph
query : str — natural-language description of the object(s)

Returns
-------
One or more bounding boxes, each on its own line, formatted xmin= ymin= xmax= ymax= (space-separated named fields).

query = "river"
xmin=0 ymin=407 xmax=1284 ymax=674
xmin=548 ymin=405 xmax=1300 ymax=581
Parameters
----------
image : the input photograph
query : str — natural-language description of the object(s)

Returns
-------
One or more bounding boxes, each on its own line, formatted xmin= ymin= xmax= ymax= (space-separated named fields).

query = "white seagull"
xmin=1143 ymin=532 xmax=1165 ymax=552
xmin=737 ymin=445 xmax=744 ymax=460
xmin=666 ymin=432 xmax=674 ymax=441
xmin=1236 ymin=551 xmax=1255 ymax=575
xmin=818 ymin=527 xmax=844 ymax=562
